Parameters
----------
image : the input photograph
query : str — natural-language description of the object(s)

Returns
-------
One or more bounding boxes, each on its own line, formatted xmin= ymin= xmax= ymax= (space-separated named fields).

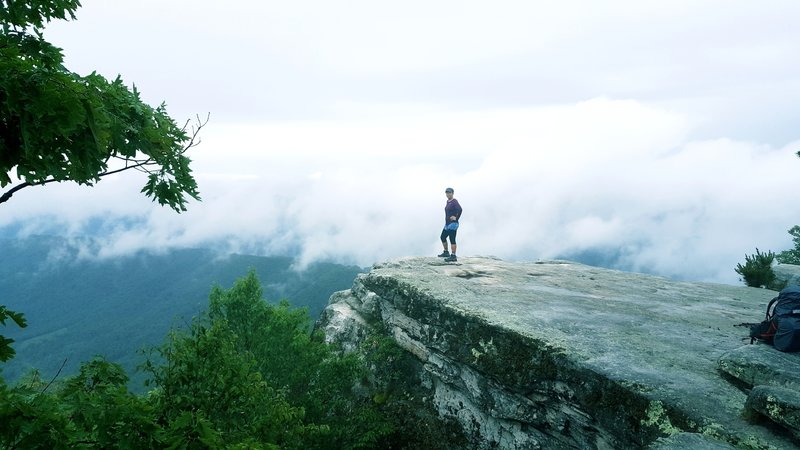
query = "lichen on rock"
xmin=319 ymin=256 xmax=799 ymax=449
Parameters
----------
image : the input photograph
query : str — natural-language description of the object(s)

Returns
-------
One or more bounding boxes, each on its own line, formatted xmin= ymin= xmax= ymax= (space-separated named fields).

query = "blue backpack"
xmin=750 ymin=286 xmax=800 ymax=352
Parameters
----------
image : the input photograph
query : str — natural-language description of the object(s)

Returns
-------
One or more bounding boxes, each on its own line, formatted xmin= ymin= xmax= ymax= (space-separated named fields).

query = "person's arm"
xmin=452 ymin=200 xmax=462 ymax=221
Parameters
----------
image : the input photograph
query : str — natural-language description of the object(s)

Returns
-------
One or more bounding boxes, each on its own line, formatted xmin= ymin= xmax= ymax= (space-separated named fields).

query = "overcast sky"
xmin=2 ymin=0 xmax=800 ymax=284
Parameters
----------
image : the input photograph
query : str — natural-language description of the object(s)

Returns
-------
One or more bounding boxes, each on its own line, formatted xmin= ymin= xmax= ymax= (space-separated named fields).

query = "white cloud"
xmin=3 ymin=1 xmax=800 ymax=285
xmin=3 ymin=99 xmax=797 ymax=284
xmin=39 ymin=1 xmax=800 ymax=134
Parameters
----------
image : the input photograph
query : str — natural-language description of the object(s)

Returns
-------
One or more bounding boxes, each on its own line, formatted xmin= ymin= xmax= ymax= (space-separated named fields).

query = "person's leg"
xmin=445 ymin=231 xmax=458 ymax=261
xmin=438 ymin=229 xmax=450 ymax=256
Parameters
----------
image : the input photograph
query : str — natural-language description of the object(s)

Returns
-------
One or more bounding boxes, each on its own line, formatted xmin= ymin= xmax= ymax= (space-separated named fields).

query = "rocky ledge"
xmin=318 ymin=257 xmax=800 ymax=449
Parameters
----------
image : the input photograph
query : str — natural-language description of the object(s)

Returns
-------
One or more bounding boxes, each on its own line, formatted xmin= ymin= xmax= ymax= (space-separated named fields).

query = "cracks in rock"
xmin=452 ymin=270 xmax=491 ymax=279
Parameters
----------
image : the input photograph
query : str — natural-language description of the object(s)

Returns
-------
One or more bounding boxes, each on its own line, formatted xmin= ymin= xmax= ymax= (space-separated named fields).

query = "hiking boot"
xmin=444 ymin=254 xmax=458 ymax=262
xmin=437 ymin=251 xmax=450 ymax=257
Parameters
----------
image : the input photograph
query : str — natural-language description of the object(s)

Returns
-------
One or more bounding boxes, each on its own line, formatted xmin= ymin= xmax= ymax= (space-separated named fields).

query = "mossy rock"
xmin=745 ymin=385 xmax=800 ymax=439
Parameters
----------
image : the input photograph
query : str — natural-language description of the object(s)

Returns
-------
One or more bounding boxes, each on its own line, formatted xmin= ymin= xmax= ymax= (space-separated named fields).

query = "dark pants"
xmin=440 ymin=228 xmax=457 ymax=245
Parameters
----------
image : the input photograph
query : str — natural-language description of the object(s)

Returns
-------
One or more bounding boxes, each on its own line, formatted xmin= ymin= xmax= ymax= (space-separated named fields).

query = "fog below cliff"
xmin=2 ymin=100 xmax=797 ymax=285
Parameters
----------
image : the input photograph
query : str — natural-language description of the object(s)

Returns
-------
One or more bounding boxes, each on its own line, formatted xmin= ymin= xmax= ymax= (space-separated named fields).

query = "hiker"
xmin=438 ymin=187 xmax=462 ymax=262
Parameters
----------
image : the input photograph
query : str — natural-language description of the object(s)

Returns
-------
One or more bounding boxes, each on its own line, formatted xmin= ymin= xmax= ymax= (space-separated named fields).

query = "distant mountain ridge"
xmin=0 ymin=236 xmax=365 ymax=389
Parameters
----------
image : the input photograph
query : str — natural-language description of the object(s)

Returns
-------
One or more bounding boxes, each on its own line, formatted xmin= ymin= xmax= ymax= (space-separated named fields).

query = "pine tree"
xmin=735 ymin=248 xmax=776 ymax=288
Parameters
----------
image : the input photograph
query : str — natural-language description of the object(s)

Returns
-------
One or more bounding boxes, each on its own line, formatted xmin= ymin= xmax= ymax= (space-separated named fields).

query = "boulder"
xmin=774 ymin=264 xmax=800 ymax=288
xmin=745 ymin=385 xmax=800 ymax=439
xmin=718 ymin=344 xmax=800 ymax=391
xmin=718 ymin=345 xmax=800 ymax=441
xmin=319 ymin=257 xmax=798 ymax=449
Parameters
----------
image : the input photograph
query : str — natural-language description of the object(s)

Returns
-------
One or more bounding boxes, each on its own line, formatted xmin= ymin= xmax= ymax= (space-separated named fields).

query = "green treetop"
xmin=0 ymin=0 xmax=204 ymax=377
xmin=777 ymin=225 xmax=800 ymax=265
xmin=0 ymin=0 xmax=203 ymax=211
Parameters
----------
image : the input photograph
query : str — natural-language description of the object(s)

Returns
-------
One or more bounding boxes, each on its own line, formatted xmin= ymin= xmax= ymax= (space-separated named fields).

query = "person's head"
xmin=445 ymin=187 xmax=454 ymax=199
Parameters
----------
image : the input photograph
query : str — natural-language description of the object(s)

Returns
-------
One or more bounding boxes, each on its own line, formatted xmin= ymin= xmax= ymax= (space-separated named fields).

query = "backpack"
xmin=750 ymin=286 xmax=800 ymax=352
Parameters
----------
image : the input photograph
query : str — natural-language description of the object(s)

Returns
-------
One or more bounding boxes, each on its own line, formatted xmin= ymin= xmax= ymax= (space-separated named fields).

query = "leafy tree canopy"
xmin=0 ymin=0 xmax=203 ymax=408
xmin=0 ymin=305 xmax=26 ymax=363
xmin=202 ymin=270 xmax=394 ymax=448
xmin=776 ymin=225 xmax=800 ymax=265
xmin=0 ymin=0 xmax=203 ymax=211
xmin=1 ymin=271 xmax=397 ymax=449
xmin=0 ymin=266 xmax=471 ymax=448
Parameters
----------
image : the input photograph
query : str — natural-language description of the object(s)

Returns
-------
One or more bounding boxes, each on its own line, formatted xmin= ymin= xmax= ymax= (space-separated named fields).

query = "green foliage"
xmin=0 ymin=305 xmax=26 ymax=362
xmin=206 ymin=270 xmax=394 ymax=449
xmin=357 ymin=327 xmax=462 ymax=450
xmin=0 ymin=268 xmax=401 ymax=448
xmin=1 ymin=0 xmax=203 ymax=392
xmin=735 ymin=248 xmax=777 ymax=289
xmin=0 ymin=0 xmax=202 ymax=211
xmin=142 ymin=318 xmax=311 ymax=448
xmin=161 ymin=410 xmax=225 ymax=450
xmin=0 ymin=375 xmax=74 ymax=449
xmin=56 ymin=358 xmax=161 ymax=448
xmin=776 ymin=225 xmax=800 ymax=265
xmin=0 ymin=358 xmax=160 ymax=449
xmin=362 ymin=329 xmax=406 ymax=388
xmin=0 ymin=0 xmax=81 ymax=30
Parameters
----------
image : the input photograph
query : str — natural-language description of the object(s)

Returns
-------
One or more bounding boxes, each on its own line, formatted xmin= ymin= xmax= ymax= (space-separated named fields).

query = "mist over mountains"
xmin=0 ymin=235 xmax=364 ymax=389
xmin=3 ymin=101 xmax=798 ymax=287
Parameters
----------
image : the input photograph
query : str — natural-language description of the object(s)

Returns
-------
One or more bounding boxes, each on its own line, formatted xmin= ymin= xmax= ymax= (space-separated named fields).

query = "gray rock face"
xmin=318 ymin=257 xmax=800 ymax=449
xmin=649 ymin=432 xmax=738 ymax=450
xmin=718 ymin=345 xmax=800 ymax=391
xmin=718 ymin=345 xmax=800 ymax=441
xmin=774 ymin=264 xmax=800 ymax=288
xmin=745 ymin=386 xmax=800 ymax=439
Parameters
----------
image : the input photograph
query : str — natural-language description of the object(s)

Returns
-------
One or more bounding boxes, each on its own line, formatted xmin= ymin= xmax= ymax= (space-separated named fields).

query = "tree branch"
xmin=0 ymin=114 xmax=209 ymax=206
xmin=178 ymin=113 xmax=210 ymax=156
xmin=0 ymin=181 xmax=32 ymax=204
xmin=39 ymin=358 xmax=68 ymax=395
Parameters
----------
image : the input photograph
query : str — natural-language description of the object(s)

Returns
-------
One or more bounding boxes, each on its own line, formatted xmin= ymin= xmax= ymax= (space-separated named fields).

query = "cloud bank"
xmin=3 ymin=1 xmax=799 ymax=284
xmin=3 ymin=99 xmax=797 ymax=284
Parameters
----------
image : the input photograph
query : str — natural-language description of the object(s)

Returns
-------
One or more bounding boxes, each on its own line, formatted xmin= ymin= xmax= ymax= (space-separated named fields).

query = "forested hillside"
xmin=0 ymin=236 xmax=364 ymax=389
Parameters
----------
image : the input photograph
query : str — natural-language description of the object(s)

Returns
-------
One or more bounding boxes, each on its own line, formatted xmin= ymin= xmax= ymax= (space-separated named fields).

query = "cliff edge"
xmin=318 ymin=256 xmax=800 ymax=449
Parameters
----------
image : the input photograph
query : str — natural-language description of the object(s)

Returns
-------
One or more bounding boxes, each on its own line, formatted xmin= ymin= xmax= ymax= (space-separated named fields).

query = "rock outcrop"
xmin=774 ymin=264 xmax=800 ymax=288
xmin=318 ymin=257 xmax=800 ymax=449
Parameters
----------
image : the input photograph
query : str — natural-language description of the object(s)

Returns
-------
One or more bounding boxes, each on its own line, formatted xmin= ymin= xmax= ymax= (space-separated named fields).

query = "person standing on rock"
xmin=438 ymin=187 xmax=462 ymax=262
